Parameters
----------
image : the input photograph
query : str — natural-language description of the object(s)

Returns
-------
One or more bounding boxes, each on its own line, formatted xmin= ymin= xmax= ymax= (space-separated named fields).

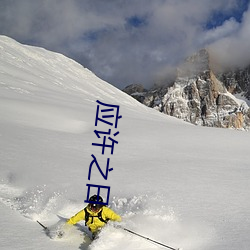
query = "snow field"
xmin=0 ymin=36 xmax=250 ymax=250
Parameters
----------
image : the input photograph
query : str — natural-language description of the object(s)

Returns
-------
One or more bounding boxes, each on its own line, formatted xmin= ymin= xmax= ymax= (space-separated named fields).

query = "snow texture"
xmin=0 ymin=36 xmax=250 ymax=250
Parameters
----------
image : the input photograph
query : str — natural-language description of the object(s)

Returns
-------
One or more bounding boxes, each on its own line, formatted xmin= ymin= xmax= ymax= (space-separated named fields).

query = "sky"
xmin=0 ymin=0 xmax=249 ymax=89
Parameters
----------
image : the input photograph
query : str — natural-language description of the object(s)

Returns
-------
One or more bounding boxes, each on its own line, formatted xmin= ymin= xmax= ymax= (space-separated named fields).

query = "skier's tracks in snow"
xmin=0 ymin=182 xmax=63 ymax=221
xmin=0 ymin=183 xmax=23 ymax=208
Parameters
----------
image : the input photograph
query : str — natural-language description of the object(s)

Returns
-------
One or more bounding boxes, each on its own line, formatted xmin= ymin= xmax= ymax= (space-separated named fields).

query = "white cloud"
xmin=0 ymin=0 xmax=249 ymax=88
xmin=209 ymin=5 xmax=250 ymax=68
xmin=200 ymin=18 xmax=240 ymax=45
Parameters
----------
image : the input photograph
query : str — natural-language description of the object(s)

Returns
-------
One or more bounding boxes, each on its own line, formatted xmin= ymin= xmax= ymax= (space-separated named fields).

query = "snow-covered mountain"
xmin=124 ymin=49 xmax=250 ymax=130
xmin=1 ymin=36 xmax=250 ymax=250
xmin=217 ymin=65 xmax=250 ymax=100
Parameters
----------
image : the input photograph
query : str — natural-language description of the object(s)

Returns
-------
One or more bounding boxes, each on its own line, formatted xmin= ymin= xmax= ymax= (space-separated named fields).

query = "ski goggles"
xmin=89 ymin=203 xmax=102 ymax=211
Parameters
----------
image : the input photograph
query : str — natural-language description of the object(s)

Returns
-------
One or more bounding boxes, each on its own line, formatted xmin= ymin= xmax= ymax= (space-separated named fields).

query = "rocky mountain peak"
xmin=123 ymin=49 xmax=250 ymax=130
xmin=177 ymin=48 xmax=210 ymax=78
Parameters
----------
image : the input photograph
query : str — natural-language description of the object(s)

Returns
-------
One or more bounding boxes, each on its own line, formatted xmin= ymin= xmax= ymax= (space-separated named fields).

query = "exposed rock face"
xmin=123 ymin=49 xmax=250 ymax=130
xmin=122 ymin=84 xmax=147 ymax=103
xmin=217 ymin=66 xmax=250 ymax=99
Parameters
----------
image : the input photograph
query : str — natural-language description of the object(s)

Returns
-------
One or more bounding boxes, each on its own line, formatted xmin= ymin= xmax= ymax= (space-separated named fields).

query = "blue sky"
xmin=205 ymin=0 xmax=249 ymax=28
xmin=0 ymin=0 xmax=249 ymax=89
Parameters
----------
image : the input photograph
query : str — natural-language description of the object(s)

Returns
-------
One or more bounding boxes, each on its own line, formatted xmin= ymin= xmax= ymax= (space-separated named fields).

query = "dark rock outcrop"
xmin=123 ymin=49 xmax=250 ymax=130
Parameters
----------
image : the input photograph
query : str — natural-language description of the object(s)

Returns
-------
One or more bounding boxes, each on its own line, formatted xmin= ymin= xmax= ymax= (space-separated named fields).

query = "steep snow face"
xmin=0 ymin=36 xmax=250 ymax=250
xmin=0 ymin=35 xmax=145 ymax=114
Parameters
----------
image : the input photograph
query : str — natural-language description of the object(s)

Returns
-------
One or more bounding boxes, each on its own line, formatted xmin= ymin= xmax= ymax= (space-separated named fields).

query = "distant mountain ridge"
xmin=123 ymin=49 xmax=250 ymax=130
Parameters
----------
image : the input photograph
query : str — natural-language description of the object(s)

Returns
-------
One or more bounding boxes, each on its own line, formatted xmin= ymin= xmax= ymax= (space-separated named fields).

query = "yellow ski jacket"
xmin=67 ymin=206 xmax=121 ymax=233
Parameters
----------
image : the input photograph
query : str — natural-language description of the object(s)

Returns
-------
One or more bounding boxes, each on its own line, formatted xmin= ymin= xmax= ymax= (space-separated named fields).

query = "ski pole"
xmin=37 ymin=220 xmax=48 ymax=231
xmin=122 ymin=227 xmax=180 ymax=250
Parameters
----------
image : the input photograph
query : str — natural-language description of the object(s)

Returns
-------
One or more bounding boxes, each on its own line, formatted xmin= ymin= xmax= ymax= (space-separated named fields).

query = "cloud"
xmin=209 ymin=4 xmax=250 ymax=69
xmin=200 ymin=18 xmax=240 ymax=45
xmin=0 ymin=0 xmax=249 ymax=89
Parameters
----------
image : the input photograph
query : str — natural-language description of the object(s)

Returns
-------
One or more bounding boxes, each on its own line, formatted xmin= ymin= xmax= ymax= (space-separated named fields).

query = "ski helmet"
xmin=89 ymin=194 xmax=103 ymax=203
xmin=88 ymin=195 xmax=103 ymax=211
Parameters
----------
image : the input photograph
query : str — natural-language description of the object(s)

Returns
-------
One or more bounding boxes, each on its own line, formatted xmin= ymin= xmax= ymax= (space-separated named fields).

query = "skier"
xmin=66 ymin=194 xmax=121 ymax=239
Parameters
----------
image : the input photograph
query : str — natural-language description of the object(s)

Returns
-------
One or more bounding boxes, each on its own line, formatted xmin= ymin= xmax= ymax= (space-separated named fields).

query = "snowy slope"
xmin=0 ymin=36 xmax=250 ymax=250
